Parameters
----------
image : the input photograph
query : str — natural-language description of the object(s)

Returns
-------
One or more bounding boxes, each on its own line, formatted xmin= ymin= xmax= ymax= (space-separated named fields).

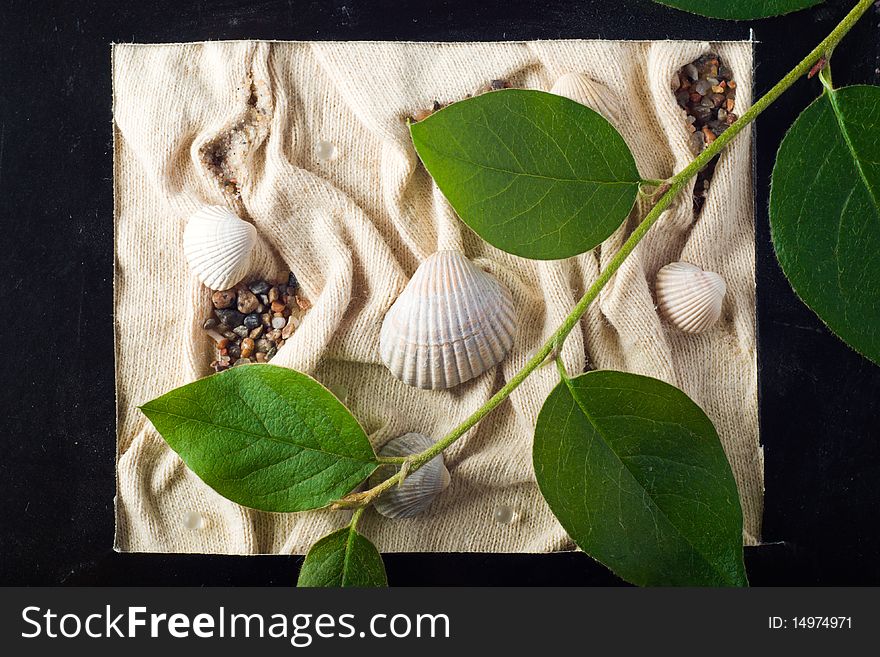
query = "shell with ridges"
xmin=379 ymin=250 xmax=516 ymax=389
xmin=370 ymin=433 xmax=450 ymax=520
xmin=183 ymin=205 xmax=257 ymax=290
xmin=550 ymin=72 xmax=621 ymax=125
xmin=655 ymin=261 xmax=726 ymax=333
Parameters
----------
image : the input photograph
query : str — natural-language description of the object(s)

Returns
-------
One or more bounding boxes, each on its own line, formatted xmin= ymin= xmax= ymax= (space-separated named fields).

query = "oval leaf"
xmin=298 ymin=526 xmax=387 ymax=588
xmin=653 ymin=0 xmax=821 ymax=19
xmin=410 ymin=89 xmax=640 ymax=260
xmin=770 ymin=85 xmax=880 ymax=366
xmin=534 ymin=370 xmax=747 ymax=587
xmin=140 ymin=364 xmax=378 ymax=512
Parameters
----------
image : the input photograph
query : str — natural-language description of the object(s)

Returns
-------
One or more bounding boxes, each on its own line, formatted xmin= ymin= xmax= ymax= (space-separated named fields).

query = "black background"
xmin=1 ymin=0 xmax=878 ymax=586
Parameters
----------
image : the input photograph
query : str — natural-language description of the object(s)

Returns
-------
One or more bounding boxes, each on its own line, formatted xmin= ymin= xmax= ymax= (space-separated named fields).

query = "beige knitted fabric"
xmin=113 ymin=40 xmax=761 ymax=555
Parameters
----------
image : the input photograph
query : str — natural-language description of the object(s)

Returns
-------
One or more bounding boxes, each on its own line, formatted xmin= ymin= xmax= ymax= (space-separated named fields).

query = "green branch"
xmin=335 ymin=0 xmax=875 ymax=510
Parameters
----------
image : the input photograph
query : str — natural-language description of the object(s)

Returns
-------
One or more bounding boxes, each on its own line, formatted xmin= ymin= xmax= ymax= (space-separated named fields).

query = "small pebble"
xmin=296 ymin=295 xmax=311 ymax=311
xmin=261 ymin=313 xmax=272 ymax=327
xmin=271 ymin=316 xmax=287 ymax=330
xmin=288 ymin=272 xmax=299 ymax=292
xmin=182 ymin=510 xmax=204 ymax=531
xmin=233 ymin=325 xmax=250 ymax=338
xmin=227 ymin=344 xmax=241 ymax=359
xmin=211 ymin=289 xmax=236 ymax=309
xmin=281 ymin=316 xmax=297 ymax=339
xmin=268 ymin=286 xmax=280 ymax=304
xmin=233 ymin=357 xmax=252 ymax=367
xmin=267 ymin=329 xmax=283 ymax=342
xmin=255 ymin=338 xmax=273 ymax=353
xmin=202 ymin=318 xmax=218 ymax=330
xmin=694 ymin=79 xmax=712 ymax=95
xmin=315 ymin=140 xmax=338 ymax=162
xmin=222 ymin=329 xmax=237 ymax=340
xmin=243 ymin=313 xmax=261 ymax=330
xmin=684 ymin=63 xmax=699 ymax=81
xmin=255 ymin=352 xmax=268 ymax=363
xmin=248 ymin=280 xmax=271 ymax=295
xmin=215 ymin=308 xmax=245 ymax=327
xmin=241 ymin=338 xmax=255 ymax=358
xmin=237 ymin=288 xmax=260 ymax=314
xmin=267 ymin=346 xmax=278 ymax=359
xmin=688 ymin=130 xmax=705 ymax=155
xmin=249 ymin=326 xmax=264 ymax=339
xmin=271 ymin=300 xmax=286 ymax=314
xmin=493 ymin=504 xmax=516 ymax=525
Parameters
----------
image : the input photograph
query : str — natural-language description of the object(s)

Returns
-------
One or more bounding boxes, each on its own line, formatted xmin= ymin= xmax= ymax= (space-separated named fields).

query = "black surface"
xmin=1 ymin=0 xmax=878 ymax=586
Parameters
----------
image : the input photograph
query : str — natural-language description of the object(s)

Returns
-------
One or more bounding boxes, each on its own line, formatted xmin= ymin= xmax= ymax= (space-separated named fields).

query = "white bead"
xmin=493 ymin=504 xmax=516 ymax=525
xmin=182 ymin=510 xmax=204 ymax=531
xmin=315 ymin=140 xmax=337 ymax=162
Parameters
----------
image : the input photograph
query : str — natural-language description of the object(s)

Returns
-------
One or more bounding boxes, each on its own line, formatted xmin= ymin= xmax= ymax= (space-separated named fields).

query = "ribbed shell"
xmin=370 ymin=433 xmax=450 ymax=520
xmin=183 ymin=205 xmax=257 ymax=290
xmin=655 ymin=261 xmax=726 ymax=333
xmin=379 ymin=250 xmax=516 ymax=389
xmin=550 ymin=72 xmax=621 ymax=125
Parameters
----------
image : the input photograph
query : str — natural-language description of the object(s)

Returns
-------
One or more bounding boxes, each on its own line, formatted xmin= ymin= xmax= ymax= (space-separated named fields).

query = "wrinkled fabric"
xmin=113 ymin=40 xmax=760 ymax=554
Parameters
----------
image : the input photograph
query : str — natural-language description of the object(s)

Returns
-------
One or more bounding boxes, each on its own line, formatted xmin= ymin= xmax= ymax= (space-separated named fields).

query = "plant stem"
xmin=349 ymin=507 xmax=365 ymax=531
xmin=337 ymin=0 xmax=875 ymax=509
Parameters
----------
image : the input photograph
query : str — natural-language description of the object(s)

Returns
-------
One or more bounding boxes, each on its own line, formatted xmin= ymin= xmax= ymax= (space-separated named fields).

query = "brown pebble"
xmin=249 ymin=326 xmax=264 ymax=339
xmin=726 ymin=98 xmax=735 ymax=112
xmin=711 ymin=85 xmax=724 ymax=94
xmin=261 ymin=313 xmax=272 ymax=327
xmin=255 ymin=353 xmax=268 ymax=363
xmin=267 ymin=329 xmax=283 ymax=342
xmin=270 ymin=300 xmax=286 ymax=313
xmin=281 ymin=316 xmax=297 ymax=340
xmin=690 ymin=92 xmax=702 ymax=103
xmin=295 ymin=295 xmax=311 ymax=311
xmin=237 ymin=288 xmax=260 ymax=314
xmin=728 ymin=81 xmax=736 ymax=89
xmin=241 ymin=338 xmax=255 ymax=358
xmin=255 ymin=338 xmax=273 ymax=353
xmin=218 ymin=338 xmax=230 ymax=350
xmin=212 ymin=290 xmax=236 ymax=309
xmin=268 ymin=286 xmax=280 ymax=304
xmin=702 ymin=126 xmax=717 ymax=143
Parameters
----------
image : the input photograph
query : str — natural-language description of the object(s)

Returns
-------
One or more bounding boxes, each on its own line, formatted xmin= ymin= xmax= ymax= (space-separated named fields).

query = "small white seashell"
xmin=379 ymin=250 xmax=516 ymax=389
xmin=370 ymin=433 xmax=450 ymax=519
xmin=183 ymin=205 xmax=257 ymax=290
xmin=550 ymin=72 xmax=621 ymax=125
xmin=655 ymin=261 xmax=726 ymax=333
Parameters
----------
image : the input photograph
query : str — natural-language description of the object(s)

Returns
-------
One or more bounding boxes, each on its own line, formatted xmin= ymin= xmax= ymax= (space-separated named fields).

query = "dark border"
xmin=1 ymin=0 xmax=878 ymax=585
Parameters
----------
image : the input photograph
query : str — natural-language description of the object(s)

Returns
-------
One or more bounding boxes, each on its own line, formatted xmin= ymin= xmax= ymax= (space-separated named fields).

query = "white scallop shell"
xmin=550 ymin=72 xmax=621 ymax=125
xmin=183 ymin=205 xmax=256 ymax=290
xmin=655 ymin=261 xmax=726 ymax=333
xmin=379 ymin=250 xmax=516 ymax=389
xmin=370 ymin=433 xmax=450 ymax=520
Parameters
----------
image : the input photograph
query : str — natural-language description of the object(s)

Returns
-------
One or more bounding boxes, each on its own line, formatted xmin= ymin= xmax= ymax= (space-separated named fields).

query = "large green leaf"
xmin=410 ymin=89 xmax=640 ymax=260
xmin=298 ymin=526 xmax=387 ymax=588
xmin=770 ymin=85 xmax=880 ymax=366
xmin=534 ymin=370 xmax=746 ymax=587
xmin=140 ymin=364 xmax=378 ymax=512
xmin=653 ymin=0 xmax=821 ymax=19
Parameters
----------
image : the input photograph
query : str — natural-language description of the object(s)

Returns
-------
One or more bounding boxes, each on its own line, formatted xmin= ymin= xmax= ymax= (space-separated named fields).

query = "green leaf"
xmin=410 ymin=89 xmax=640 ymax=260
xmin=770 ymin=85 xmax=880 ymax=366
xmin=140 ymin=364 xmax=379 ymax=512
xmin=653 ymin=0 xmax=821 ymax=19
xmin=533 ymin=370 xmax=747 ymax=587
xmin=297 ymin=526 xmax=387 ymax=587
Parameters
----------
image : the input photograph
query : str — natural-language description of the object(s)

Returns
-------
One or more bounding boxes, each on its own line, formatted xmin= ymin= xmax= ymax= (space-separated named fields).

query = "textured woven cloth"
xmin=113 ymin=40 xmax=760 ymax=554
